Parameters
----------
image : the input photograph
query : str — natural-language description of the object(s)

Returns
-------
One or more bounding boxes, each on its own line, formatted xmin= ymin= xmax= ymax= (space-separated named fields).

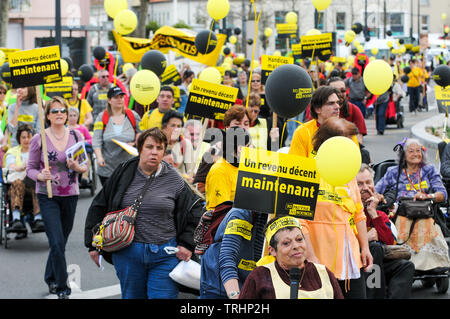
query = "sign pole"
xmin=36 ymin=85 xmax=53 ymax=198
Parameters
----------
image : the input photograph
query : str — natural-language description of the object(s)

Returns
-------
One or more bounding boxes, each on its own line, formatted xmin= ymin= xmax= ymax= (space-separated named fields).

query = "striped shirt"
xmin=120 ymin=161 xmax=185 ymax=244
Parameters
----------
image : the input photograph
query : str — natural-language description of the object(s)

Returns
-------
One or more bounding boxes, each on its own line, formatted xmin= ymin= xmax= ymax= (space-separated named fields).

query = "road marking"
xmin=45 ymin=281 xmax=121 ymax=299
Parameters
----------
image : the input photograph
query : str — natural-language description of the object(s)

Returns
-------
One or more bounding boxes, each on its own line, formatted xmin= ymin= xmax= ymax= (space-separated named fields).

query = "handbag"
xmin=169 ymin=259 xmax=201 ymax=291
xmin=383 ymin=244 xmax=411 ymax=260
xmin=396 ymin=196 xmax=434 ymax=219
xmin=92 ymin=173 xmax=155 ymax=252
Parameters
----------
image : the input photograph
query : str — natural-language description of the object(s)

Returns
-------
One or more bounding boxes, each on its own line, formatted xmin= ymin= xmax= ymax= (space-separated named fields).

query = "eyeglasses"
xmin=100 ymin=75 xmax=109 ymax=78
xmin=251 ymin=80 xmax=261 ymax=83
xmin=50 ymin=108 xmax=67 ymax=114
xmin=0 ymin=92 xmax=5 ymax=95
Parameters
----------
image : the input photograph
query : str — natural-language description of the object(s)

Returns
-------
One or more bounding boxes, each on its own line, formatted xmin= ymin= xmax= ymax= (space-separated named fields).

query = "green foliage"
xmin=172 ymin=21 xmax=192 ymax=29
xmin=146 ymin=20 xmax=161 ymax=37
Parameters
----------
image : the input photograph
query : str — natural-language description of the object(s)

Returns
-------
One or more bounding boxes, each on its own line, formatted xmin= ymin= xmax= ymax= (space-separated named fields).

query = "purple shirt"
xmin=27 ymin=129 xmax=83 ymax=197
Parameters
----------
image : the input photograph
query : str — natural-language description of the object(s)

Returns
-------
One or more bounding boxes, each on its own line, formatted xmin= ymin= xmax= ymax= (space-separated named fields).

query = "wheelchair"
xmin=77 ymin=142 xmax=97 ymax=197
xmin=373 ymin=159 xmax=450 ymax=294
xmin=0 ymin=173 xmax=44 ymax=249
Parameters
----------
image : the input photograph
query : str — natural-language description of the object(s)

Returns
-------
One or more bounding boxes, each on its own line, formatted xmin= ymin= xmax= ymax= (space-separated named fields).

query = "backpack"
xmin=193 ymin=201 xmax=234 ymax=255
xmin=102 ymin=108 xmax=136 ymax=133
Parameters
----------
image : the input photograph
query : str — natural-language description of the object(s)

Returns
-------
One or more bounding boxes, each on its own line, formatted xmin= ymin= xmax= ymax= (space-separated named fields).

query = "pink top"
xmin=73 ymin=124 xmax=92 ymax=145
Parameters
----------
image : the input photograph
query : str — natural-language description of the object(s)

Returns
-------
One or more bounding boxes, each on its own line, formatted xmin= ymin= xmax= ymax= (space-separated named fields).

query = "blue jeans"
xmin=112 ymin=238 xmax=180 ymax=299
xmin=37 ymin=194 xmax=78 ymax=295
xmin=375 ymin=102 xmax=388 ymax=134
xmin=350 ymin=99 xmax=366 ymax=118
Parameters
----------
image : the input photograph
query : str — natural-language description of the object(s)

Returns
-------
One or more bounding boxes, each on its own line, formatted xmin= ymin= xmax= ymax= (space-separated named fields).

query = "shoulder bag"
xmin=92 ymin=173 xmax=155 ymax=252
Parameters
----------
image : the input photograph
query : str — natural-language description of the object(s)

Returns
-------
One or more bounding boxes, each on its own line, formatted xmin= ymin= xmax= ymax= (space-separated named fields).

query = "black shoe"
xmin=80 ymin=178 xmax=89 ymax=187
xmin=48 ymin=282 xmax=57 ymax=295
xmin=31 ymin=219 xmax=45 ymax=233
xmin=57 ymin=291 xmax=70 ymax=299
xmin=15 ymin=232 xmax=27 ymax=240
xmin=7 ymin=220 xmax=26 ymax=233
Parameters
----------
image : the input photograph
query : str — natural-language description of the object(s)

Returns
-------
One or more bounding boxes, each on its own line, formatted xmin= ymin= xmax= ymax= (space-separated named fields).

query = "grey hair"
xmin=403 ymin=138 xmax=427 ymax=165
xmin=68 ymin=107 xmax=79 ymax=115
xmin=184 ymin=119 xmax=202 ymax=130
xmin=359 ymin=163 xmax=375 ymax=178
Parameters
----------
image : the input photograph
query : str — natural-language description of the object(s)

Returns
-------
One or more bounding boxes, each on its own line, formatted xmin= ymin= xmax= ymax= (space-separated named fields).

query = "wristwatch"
xmin=228 ymin=291 xmax=240 ymax=299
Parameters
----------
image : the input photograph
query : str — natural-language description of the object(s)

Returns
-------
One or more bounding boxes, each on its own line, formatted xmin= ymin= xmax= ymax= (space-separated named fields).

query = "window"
xmin=389 ymin=13 xmax=404 ymax=35
xmin=336 ymin=12 xmax=346 ymax=30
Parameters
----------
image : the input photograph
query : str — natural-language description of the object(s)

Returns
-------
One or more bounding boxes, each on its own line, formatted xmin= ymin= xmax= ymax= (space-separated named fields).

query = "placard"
xmin=44 ymin=76 xmax=73 ymax=99
xmin=8 ymin=46 xmax=61 ymax=88
xmin=300 ymin=33 xmax=333 ymax=61
xmin=233 ymin=147 xmax=320 ymax=219
xmin=435 ymin=85 xmax=450 ymax=114
xmin=185 ymin=79 xmax=238 ymax=121
xmin=161 ymin=64 xmax=181 ymax=86
xmin=276 ymin=23 xmax=298 ymax=39
xmin=261 ymin=55 xmax=294 ymax=84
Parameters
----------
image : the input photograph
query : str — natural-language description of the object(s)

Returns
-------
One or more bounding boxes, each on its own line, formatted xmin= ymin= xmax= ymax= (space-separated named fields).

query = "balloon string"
xmin=280 ymin=119 xmax=303 ymax=150
xmin=205 ymin=20 xmax=215 ymax=57
xmin=113 ymin=51 xmax=119 ymax=86
xmin=245 ymin=0 xmax=262 ymax=108
xmin=308 ymin=11 xmax=322 ymax=72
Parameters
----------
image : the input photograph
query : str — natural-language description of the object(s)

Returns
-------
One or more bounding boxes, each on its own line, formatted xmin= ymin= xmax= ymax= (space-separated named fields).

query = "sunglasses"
xmin=50 ymin=108 xmax=67 ymax=114
xmin=251 ymin=80 xmax=261 ymax=83
xmin=0 ymin=91 xmax=6 ymax=95
xmin=100 ymin=75 xmax=109 ymax=78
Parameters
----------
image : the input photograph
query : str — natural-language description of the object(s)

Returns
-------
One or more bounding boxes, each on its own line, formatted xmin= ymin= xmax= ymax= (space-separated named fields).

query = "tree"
xmin=0 ymin=0 xmax=11 ymax=47
xmin=134 ymin=0 xmax=149 ymax=38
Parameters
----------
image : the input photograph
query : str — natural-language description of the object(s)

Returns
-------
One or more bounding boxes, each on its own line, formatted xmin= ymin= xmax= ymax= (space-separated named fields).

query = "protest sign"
xmin=185 ymin=79 xmax=238 ymax=121
xmin=276 ymin=23 xmax=298 ymax=39
xmin=44 ymin=76 xmax=73 ymax=99
xmin=8 ymin=46 xmax=62 ymax=88
xmin=233 ymin=147 xmax=320 ymax=219
xmin=161 ymin=64 xmax=181 ymax=86
xmin=260 ymin=55 xmax=294 ymax=84
xmin=300 ymin=33 xmax=333 ymax=61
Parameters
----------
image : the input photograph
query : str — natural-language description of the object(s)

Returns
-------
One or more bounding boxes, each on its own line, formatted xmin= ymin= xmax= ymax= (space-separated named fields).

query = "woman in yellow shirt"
xmin=67 ymin=82 xmax=93 ymax=128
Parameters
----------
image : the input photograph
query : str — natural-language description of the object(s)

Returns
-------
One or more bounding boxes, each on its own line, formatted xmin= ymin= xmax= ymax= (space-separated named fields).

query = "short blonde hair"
xmin=45 ymin=96 xmax=69 ymax=126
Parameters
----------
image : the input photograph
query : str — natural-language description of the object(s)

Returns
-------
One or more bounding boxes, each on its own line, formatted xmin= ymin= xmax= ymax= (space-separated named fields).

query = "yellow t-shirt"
xmin=407 ymin=67 xmax=423 ymax=88
xmin=289 ymin=119 xmax=360 ymax=158
xmin=205 ymin=157 xmax=238 ymax=210
xmin=67 ymin=98 xmax=93 ymax=125
xmin=140 ymin=108 xmax=175 ymax=130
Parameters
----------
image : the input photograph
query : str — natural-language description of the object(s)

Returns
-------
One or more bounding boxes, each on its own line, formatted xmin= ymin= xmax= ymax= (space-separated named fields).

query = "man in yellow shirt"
xmin=140 ymin=86 xmax=175 ymax=130
xmin=406 ymin=59 xmax=423 ymax=114
xmin=289 ymin=86 xmax=343 ymax=158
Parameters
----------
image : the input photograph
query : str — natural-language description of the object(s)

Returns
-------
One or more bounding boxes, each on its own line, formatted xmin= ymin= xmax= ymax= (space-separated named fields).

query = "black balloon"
xmin=386 ymin=30 xmax=392 ymax=36
xmin=400 ymin=75 xmax=409 ymax=83
xmin=140 ymin=50 xmax=167 ymax=77
xmin=234 ymin=27 xmax=241 ymax=35
xmin=399 ymin=39 xmax=404 ymax=44
xmin=195 ymin=30 xmax=218 ymax=55
xmin=433 ymin=65 xmax=450 ymax=87
xmin=352 ymin=23 xmax=363 ymax=34
xmin=0 ymin=62 xmax=11 ymax=83
xmin=247 ymin=38 xmax=253 ymax=45
xmin=93 ymin=46 xmax=106 ymax=61
xmin=223 ymin=47 xmax=231 ymax=55
xmin=403 ymin=66 xmax=411 ymax=74
xmin=77 ymin=64 xmax=94 ymax=82
xmin=265 ymin=64 xmax=314 ymax=118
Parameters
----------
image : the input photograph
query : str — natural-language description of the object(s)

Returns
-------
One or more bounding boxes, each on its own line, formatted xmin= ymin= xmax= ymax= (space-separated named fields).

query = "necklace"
xmin=404 ymin=168 xmax=422 ymax=193
xmin=50 ymin=128 xmax=66 ymax=141
xmin=282 ymin=265 xmax=307 ymax=288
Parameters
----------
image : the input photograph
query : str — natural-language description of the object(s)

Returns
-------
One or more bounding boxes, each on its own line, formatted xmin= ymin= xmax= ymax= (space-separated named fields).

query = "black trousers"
xmin=365 ymin=241 xmax=415 ymax=299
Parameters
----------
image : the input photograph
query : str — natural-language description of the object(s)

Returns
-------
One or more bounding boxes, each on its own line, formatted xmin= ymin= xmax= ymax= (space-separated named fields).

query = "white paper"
xmin=112 ymin=138 xmax=138 ymax=156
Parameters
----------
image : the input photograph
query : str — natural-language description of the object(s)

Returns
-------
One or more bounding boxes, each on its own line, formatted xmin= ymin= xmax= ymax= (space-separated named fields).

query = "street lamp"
xmin=55 ymin=0 xmax=62 ymax=53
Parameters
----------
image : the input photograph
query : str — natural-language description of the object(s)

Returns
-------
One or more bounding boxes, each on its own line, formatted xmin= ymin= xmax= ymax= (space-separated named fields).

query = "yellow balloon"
xmin=371 ymin=47 xmax=379 ymax=55
xmin=60 ymin=59 xmax=68 ymax=76
xmin=312 ymin=0 xmax=332 ymax=11
xmin=442 ymin=13 xmax=447 ymax=20
xmin=199 ymin=67 xmax=222 ymax=84
xmin=285 ymin=12 xmax=298 ymax=24
xmin=344 ymin=30 xmax=356 ymax=43
xmin=229 ymin=35 xmax=237 ymax=44
xmin=306 ymin=28 xmax=321 ymax=36
xmin=387 ymin=40 xmax=393 ymax=48
xmin=130 ymin=69 xmax=161 ymax=105
xmin=445 ymin=26 xmax=450 ymax=34
xmin=353 ymin=40 xmax=360 ymax=47
xmin=316 ymin=136 xmax=361 ymax=187
xmin=104 ymin=0 xmax=128 ymax=19
xmin=273 ymin=50 xmax=281 ymax=56
xmin=264 ymin=27 xmax=273 ymax=38
xmin=347 ymin=55 xmax=355 ymax=65
xmin=122 ymin=62 xmax=134 ymax=74
xmin=114 ymin=9 xmax=137 ymax=35
xmin=252 ymin=60 xmax=260 ymax=69
xmin=357 ymin=45 xmax=364 ymax=53
xmin=0 ymin=50 xmax=5 ymax=66
xmin=207 ymin=0 xmax=230 ymax=21
xmin=363 ymin=59 xmax=393 ymax=96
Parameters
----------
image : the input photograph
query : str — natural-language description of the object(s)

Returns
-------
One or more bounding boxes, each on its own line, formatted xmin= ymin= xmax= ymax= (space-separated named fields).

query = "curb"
xmin=410 ymin=113 xmax=445 ymax=166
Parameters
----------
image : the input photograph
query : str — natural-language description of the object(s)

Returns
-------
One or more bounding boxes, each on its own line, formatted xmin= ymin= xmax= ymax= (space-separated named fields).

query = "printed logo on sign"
xmin=293 ymin=88 xmax=313 ymax=100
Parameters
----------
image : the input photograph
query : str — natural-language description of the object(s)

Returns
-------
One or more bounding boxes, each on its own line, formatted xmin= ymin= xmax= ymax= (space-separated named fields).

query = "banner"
xmin=44 ymin=76 xmax=73 ymax=99
xmin=185 ymin=78 xmax=238 ymax=120
xmin=161 ymin=64 xmax=181 ymax=85
xmin=8 ymin=46 xmax=61 ymax=88
xmin=113 ymin=26 xmax=227 ymax=66
xmin=292 ymin=44 xmax=302 ymax=60
xmin=435 ymin=85 xmax=450 ymax=114
xmin=260 ymin=55 xmax=294 ymax=84
xmin=233 ymin=147 xmax=320 ymax=219
xmin=300 ymin=33 xmax=333 ymax=61
xmin=276 ymin=23 xmax=298 ymax=39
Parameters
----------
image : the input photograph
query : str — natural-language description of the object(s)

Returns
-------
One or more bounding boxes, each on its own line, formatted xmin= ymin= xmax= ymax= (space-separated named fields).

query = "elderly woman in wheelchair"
xmin=375 ymin=138 xmax=450 ymax=274
xmin=3 ymin=124 xmax=43 ymax=237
